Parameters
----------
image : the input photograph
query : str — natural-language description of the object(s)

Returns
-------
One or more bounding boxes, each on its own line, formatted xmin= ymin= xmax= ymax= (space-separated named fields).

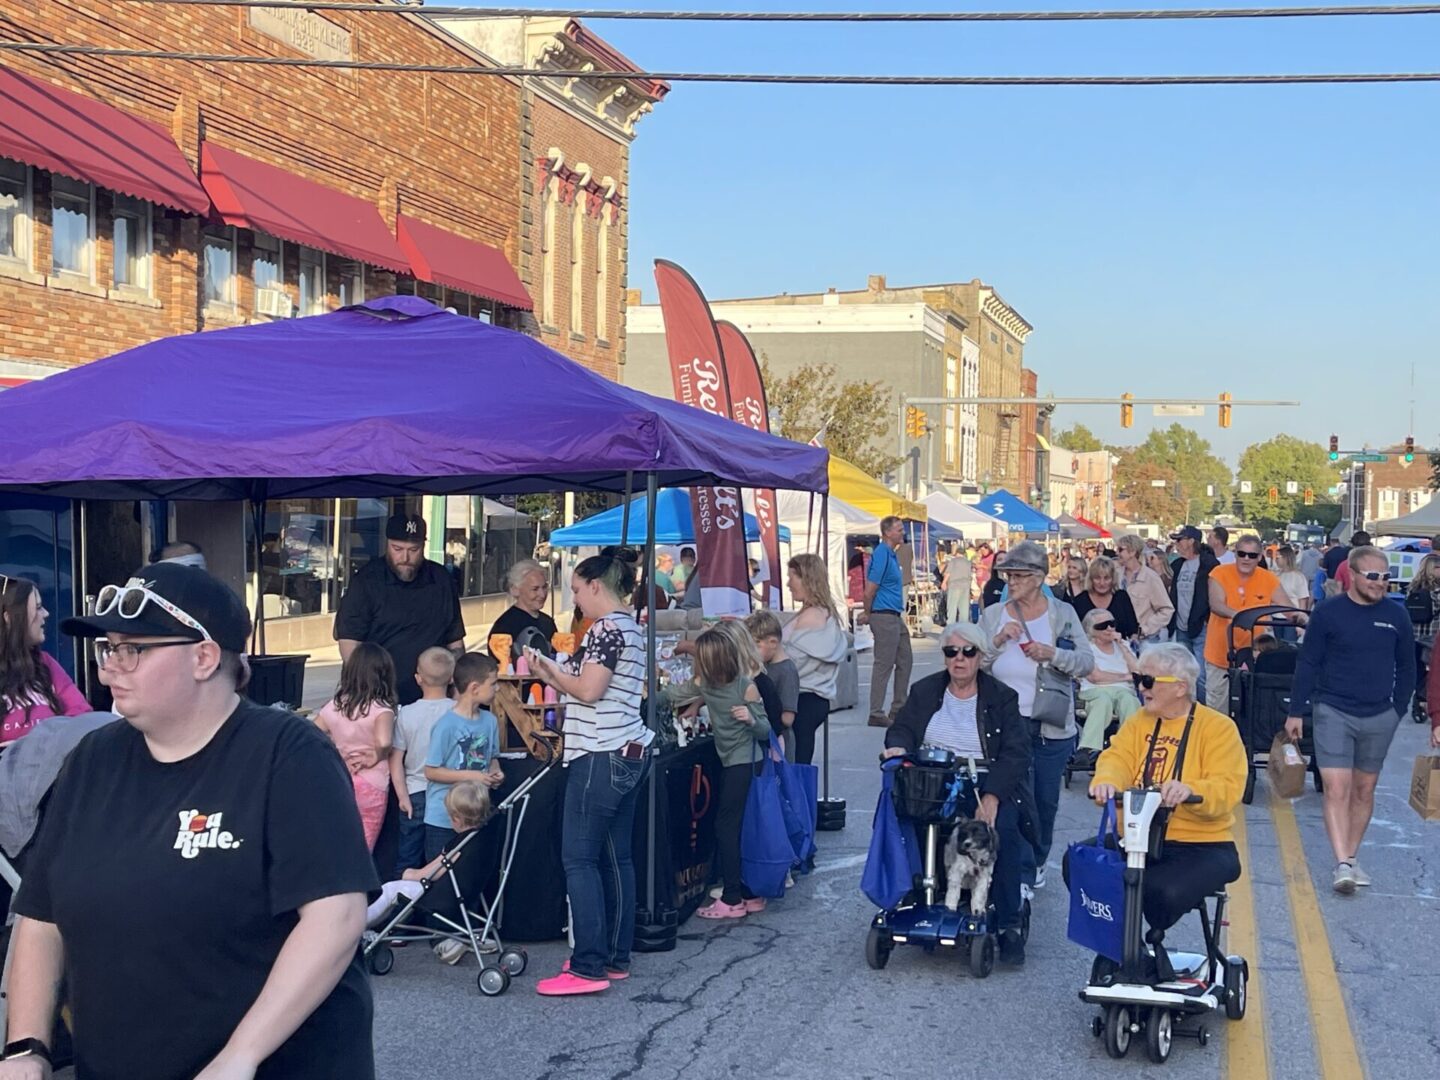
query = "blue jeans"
xmin=563 ymin=749 xmax=650 ymax=979
xmin=1022 ymin=729 xmax=1077 ymax=886
xmin=1176 ymin=626 xmax=1208 ymax=703
xmin=395 ymin=790 xmax=427 ymax=877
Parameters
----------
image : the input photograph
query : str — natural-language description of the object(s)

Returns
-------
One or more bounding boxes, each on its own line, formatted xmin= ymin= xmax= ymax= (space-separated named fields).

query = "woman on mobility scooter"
xmin=1070 ymin=642 xmax=1248 ymax=980
xmin=883 ymin=622 xmax=1037 ymax=966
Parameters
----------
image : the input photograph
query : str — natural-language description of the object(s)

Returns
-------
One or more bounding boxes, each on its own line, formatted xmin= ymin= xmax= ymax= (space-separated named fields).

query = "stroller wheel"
xmin=477 ymin=965 xmax=511 ymax=997
xmin=864 ymin=926 xmax=892 ymax=970
xmin=500 ymin=948 xmax=528 ymax=977
xmin=1103 ymin=1005 xmax=1132 ymax=1059
xmin=968 ymin=935 xmax=994 ymax=979
xmin=1196 ymin=1026 xmax=1210 ymax=1048
xmin=1091 ymin=1015 xmax=1105 ymax=1039
xmin=1063 ymin=768 xmax=1072 ymax=790
xmin=1145 ymin=1007 xmax=1173 ymax=1064
xmin=366 ymin=945 xmax=394 ymax=977
xmin=1242 ymin=771 xmax=1256 ymax=806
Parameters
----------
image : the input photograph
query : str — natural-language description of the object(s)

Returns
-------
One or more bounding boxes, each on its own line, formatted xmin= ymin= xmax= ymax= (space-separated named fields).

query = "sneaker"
xmin=536 ymin=971 xmax=610 ymax=996
xmin=998 ymin=931 xmax=1026 ymax=967
xmin=434 ymin=939 xmax=467 ymax=965
xmin=1020 ymin=883 xmax=1035 ymax=903
xmin=1350 ymin=862 xmax=1372 ymax=887
xmin=476 ymin=938 xmax=499 ymax=955
xmin=562 ymin=959 xmax=629 ymax=981
xmin=784 ymin=871 xmax=795 ymax=889
xmin=1333 ymin=862 xmax=1358 ymax=895
xmin=695 ymin=899 xmax=748 ymax=920
xmin=743 ymin=898 xmax=767 ymax=913
xmin=1034 ymin=866 xmax=1048 ymax=890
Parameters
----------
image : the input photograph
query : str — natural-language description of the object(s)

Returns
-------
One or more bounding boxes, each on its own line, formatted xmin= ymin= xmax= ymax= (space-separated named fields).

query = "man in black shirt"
xmin=7 ymin=563 xmax=377 ymax=1080
xmin=334 ymin=514 xmax=465 ymax=706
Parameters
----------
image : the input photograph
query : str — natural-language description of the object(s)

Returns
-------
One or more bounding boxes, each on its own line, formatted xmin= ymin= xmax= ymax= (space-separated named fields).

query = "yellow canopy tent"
xmin=828 ymin=456 xmax=927 ymax=521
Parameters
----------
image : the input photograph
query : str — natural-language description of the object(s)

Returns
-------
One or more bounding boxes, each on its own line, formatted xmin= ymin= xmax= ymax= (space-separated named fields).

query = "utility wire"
xmin=4 ymin=40 xmax=1436 ymax=83
xmin=115 ymin=0 xmax=1440 ymax=23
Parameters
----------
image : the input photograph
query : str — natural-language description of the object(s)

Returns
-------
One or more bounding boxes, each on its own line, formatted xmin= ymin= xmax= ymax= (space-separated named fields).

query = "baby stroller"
xmin=1403 ymin=591 xmax=1433 ymax=724
xmin=0 ymin=712 xmax=119 ymax=1046
xmin=1225 ymin=606 xmax=1323 ymax=804
xmin=362 ymin=738 xmax=559 ymax=997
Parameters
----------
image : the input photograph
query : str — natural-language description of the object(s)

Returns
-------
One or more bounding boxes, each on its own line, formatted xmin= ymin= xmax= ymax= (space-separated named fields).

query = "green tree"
xmin=1113 ymin=455 xmax=1187 ymax=529
xmin=1128 ymin=424 xmax=1232 ymax=520
xmin=1054 ymin=423 xmax=1103 ymax=453
xmin=1235 ymin=435 xmax=1341 ymax=532
xmin=762 ymin=359 xmax=902 ymax=477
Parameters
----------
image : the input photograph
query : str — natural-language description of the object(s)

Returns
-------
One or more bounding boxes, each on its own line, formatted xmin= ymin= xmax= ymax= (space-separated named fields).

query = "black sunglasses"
xmin=1137 ymin=674 xmax=1184 ymax=689
xmin=1092 ymin=620 xmax=1116 ymax=632
xmin=1235 ymin=551 xmax=1262 ymax=560
xmin=942 ymin=644 xmax=981 ymax=659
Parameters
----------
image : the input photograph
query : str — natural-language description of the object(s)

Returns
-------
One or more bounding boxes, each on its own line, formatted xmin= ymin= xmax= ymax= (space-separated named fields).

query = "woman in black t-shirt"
xmin=3 ymin=565 xmax=377 ymax=1080
xmin=1066 ymin=555 xmax=1141 ymax=640
xmin=486 ymin=558 xmax=559 ymax=658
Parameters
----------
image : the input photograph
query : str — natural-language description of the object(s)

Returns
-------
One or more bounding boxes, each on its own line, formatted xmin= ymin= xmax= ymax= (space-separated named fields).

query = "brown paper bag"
xmin=1410 ymin=755 xmax=1440 ymax=821
xmin=1268 ymin=733 xmax=1307 ymax=799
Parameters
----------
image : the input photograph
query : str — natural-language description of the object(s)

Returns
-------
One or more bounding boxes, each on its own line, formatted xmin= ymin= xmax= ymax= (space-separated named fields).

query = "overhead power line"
xmin=116 ymin=0 xmax=1440 ymax=23
xmin=5 ymin=40 xmax=1437 ymax=84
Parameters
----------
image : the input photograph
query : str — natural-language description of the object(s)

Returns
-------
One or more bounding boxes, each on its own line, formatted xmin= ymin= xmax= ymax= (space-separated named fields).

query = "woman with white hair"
xmin=1078 ymin=642 xmax=1247 ymax=966
xmin=1073 ymin=608 xmax=1143 ymax=768
xmin=1068 ymin=555 xmax=1141 ymax=640
xmin=486 ymin=558 xmax=558 ymax=657
xmin=1116 ymin=535 xmax=1174 ymax=643
xmin=884 ymin=621 xmax=1037 ymax=967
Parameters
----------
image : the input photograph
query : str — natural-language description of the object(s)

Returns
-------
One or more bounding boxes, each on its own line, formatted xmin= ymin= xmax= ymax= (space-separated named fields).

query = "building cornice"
xmin=627 ymin=301 xmax=941 ymax=338
xmin=981 ymin=291 xmax=1033 ymax=342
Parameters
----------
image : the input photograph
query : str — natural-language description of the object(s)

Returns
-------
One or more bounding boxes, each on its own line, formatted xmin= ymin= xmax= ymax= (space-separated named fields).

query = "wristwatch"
xmin=2 ymin=1038 xmax=52 ymax=1066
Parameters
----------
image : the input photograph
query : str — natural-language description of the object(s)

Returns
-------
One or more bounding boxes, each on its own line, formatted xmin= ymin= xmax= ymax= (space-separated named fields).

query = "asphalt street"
xmin=330 ymin=637 xmax=1439 ymax=1080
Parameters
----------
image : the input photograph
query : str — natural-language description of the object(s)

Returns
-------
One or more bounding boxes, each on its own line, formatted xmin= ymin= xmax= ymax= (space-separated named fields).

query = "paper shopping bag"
xmin=1268 ymin=733 xmax=1307 ymax=800
xmin=1410 ymin=755 xmax=1440 ymax=821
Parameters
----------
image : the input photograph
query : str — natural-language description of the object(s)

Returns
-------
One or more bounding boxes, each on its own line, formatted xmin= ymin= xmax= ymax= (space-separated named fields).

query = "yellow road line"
xmin=1271 ymin=797 xmax=1366 ymax=1080
xmin=1225 ymin=807 xmax=1270 ymax=1080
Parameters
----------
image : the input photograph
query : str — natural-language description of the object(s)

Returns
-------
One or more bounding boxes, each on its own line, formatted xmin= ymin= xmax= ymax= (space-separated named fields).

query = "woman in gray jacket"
xmin=978 ymin=541 xmax=1094 ymax=892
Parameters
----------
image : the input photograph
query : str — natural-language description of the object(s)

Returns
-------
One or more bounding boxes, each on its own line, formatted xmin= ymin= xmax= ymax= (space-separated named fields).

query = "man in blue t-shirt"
xmin=861 ymin=515 xmax=912 ymax=727
xmin=1286 ymin=545 xmax=1415 ymax=896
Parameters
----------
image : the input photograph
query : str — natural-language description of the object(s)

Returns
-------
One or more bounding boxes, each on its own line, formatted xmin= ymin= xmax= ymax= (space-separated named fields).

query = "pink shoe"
xmin=562 ymin=959 xmax=630 ymax=981
xmin=744 ymin=898 xmax=767 ymax=913
xmin=536 ymin=971 xmax=610 ymax=996
xmin=696 ymin=899 xmax=748 ymax=920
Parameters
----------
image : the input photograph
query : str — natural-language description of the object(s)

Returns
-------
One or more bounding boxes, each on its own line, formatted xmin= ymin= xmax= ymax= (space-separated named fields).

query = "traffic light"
xmin=1328 ymin=434 xmax=1339 ymax=462
xmin=1304 ymin=487 xmax=1315 ymax=506
xmin=1405 ymin=435 xmax=1415 ymax=463
xmin=1268 ymin=486 xmax=1279 ymax=506
xmin=1218 ymin=392 xmax=1232 ymax=429
xmin=1120 ymin=393 xmax=1134 ymax=429
xmin=904 ymin=406 xmax=929 ymax=439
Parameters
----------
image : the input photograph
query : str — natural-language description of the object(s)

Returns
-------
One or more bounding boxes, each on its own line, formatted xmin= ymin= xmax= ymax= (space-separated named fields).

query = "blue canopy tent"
xmin=976 ymin=490 xmax=1061 ymax=535
xmin=549 ymin=490 xmax=792 ymax=547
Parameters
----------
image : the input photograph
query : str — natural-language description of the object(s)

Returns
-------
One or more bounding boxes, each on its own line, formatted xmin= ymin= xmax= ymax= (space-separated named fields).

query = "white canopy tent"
xmin=776 ymin=489 xmax=878 ymax=607
xmin=1371 ymin=496 xmax=1440 ymax=538
xmin=921 ymin=491 xmax=1007 ymax=542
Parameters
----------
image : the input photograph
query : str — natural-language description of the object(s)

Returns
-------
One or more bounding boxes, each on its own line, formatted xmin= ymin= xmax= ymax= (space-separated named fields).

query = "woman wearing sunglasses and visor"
xmin=1078 ymin=643 xmax=1247 ymax=971
xmin=883 ymin=622 xmax=1037 ymax=967
xmin=1203 ymin=535 xmax=1303 ymax=715
xmin=2 ymin=563 xmax=378 ymax=1080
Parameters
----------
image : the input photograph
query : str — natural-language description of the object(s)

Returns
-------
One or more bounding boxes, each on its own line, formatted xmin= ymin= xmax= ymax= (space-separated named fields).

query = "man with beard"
xmin=335 ymin=514 xmax=465 ymax=707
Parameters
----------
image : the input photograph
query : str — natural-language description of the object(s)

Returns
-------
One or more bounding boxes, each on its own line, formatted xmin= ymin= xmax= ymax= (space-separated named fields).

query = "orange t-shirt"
xmin=1203 ymin=564 xmax=1281 ymax=668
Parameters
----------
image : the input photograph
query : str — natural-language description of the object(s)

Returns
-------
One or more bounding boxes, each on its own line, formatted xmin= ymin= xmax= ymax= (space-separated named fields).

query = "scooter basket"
xmin=891 ymin=765 xmax=960 ymax=824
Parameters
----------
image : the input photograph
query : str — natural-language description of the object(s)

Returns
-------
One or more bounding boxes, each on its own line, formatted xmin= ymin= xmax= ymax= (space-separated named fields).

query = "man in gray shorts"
xmin=1286 ymin=546 xmax=1416 ymax=894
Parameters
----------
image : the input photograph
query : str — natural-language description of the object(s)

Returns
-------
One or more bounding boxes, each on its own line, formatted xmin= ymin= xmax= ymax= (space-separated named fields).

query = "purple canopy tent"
xmin=0 ymin=296 xmax=830 ymax=949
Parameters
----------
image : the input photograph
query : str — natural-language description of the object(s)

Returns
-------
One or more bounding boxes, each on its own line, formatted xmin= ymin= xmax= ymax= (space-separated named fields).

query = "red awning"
xmin=1074 ymin=515 xmax=1112 ymax=538
xmin=200 ymin=143 xmax=409 ymax=273
xmin=396 ymin=214 xmax=533 ymax=311
xmin=0 ymin=65 xmax=209 ymax=215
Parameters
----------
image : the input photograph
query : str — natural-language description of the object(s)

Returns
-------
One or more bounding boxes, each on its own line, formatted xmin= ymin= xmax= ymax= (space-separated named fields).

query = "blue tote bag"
xmin=741 ymin=742 xmax=799 ymax=899
xmin=772 ymin=735 xmax=817 ymax=865
xmin=1066 ymin=801 xmax=1126 ymax=962
xmin=860 ymin=762 xmax=922 ymax=911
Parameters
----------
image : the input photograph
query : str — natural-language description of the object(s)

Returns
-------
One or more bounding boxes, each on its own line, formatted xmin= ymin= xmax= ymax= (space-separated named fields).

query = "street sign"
xmin=1206 ymin=485 xmax=1216 ymax=497
xmin=1149 ymin=479 xmax=1167 ymax=488
xmin=1153 ymin=404 xmax=1205 ymax=417
xmin=1240 ymin=481 xmax=1253 ymax=494
xmin=1285 ymin=481 xmax=1299 ymax=495
xmin=1347 ymin=453 xmax=1388 ymax=463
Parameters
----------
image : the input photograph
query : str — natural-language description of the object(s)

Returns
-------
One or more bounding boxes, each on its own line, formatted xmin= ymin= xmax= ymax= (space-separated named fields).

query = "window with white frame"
xmin=0 ymin=159 xmax=32 ymax=268
xmin=252 ymin=233 xmax=283 ymax=293
xmin=51 ymin=175 xmax=94 ymax=278
xmin=569 ymin=197 xmax=585 ymax=333
xmin=298 ymin=246 xmax=325 ymax=315
xmin=540 ymin=176 xmax=556 ymax=323
xmin=333 ymin=259 xmax=363 ymax=307
xmin=111 ymin=194 xmax=152 ymax=292
xmin=203 ymin=226 xmax=237 ymax=307
xmin=596 ymin=206 xmax=610 ymax=341
xmin=944 ymin=354 xmax=959 ymax=470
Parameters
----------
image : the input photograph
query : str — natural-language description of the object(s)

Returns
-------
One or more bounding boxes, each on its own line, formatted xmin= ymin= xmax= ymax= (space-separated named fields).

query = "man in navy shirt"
xmin=861 ymin=515 xmax=911 ymax=728
xmin=1286 ymin=545 xmax=1415 ymax=895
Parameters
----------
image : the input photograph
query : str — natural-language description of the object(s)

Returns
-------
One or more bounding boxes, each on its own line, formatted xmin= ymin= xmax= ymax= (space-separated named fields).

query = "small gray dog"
xmin=943 ymin=818 xmax=999 ymax=915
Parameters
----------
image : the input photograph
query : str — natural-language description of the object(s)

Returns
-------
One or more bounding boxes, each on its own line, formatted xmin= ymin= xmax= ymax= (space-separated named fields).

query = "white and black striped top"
xmin=562 ymin=611 xmax=653 ymax=763
xmin=924 ymin=689 xmax=985 ymax=760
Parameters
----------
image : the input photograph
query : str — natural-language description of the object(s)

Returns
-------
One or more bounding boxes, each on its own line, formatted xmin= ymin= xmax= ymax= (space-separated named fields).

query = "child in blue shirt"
xmin=424 ymin=652 xmax=503 ymax=862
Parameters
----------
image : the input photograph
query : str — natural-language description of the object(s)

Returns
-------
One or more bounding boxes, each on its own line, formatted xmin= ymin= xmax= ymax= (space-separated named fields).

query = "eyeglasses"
xmin=96 ymin=639 xmax=197 ymax=673
xmin=942 ymin=644 xmax=981 ymax=659
xmin=95 ymin=578 xmax=212 ymax=641
xmin=1138 ymin=674 xmax=1184 ymax=689
xmin=1235 ymin=551 xmax=1262 ymax=561
xmin=1092 ymin=621 xmax=1116 ymax=633
xmin=999 ymin=569 xmax=1040 ymax=580
xmin=1355 ymin=569 xmax=1389 ymax=582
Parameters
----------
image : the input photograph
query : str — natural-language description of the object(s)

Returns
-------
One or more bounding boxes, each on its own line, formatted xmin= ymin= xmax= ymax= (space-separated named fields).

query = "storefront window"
xmin=252 ymin=233 xmax=282 ymax=292
xmin=112 ymin=194 xmax=151 ymax=292
xmin=51 ymin=175 xmax=93 ymax=278
xmin=0 ymin=159 xmax=31 ymax=267
xmin=298 ymin=246 xmax=326 ymax=315
xmin=334 ymin=259 xmax=363 ymax=307
xmin=203 ymin=227 xmax=236 ymax=307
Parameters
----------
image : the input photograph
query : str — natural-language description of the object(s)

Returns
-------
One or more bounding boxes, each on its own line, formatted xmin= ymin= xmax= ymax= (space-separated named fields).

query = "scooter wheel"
xmin=864 ymin=927 xmax=892 ymax=971
xmin=1225 ymin=959 xmax=1249 ymax=1020
xmin=1145 ymin=1008 xmax=1173 ymax=1064
xmin=1197 ymin=1026 xmax=1210 ymax=1048
xmin=1091 ymin=1016 xmax=1104 ymax=1039
xmin=500 ymin=948 xmax=528 ymax=977
xmin=477 ymin=966 xmax=510 ymax=997
xmin=1103 ymin=1005 xmax=1132 ymax=1059
xmin=365 ymin=945 xmax=394 ymax=977
xmin=968 ymin=935 xmax=994 ymax=979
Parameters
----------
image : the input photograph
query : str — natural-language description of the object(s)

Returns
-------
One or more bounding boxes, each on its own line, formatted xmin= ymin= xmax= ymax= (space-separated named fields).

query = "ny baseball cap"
xmin=1169 ymin=525 xmax=1204 ymax=543
xmin=386 ymin=513 xmax=427 ymax=543
xmin=62 ymin=562 xmax=252 ymax=653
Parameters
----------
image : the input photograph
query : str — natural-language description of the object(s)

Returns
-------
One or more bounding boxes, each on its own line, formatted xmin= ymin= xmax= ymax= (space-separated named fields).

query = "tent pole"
xmin=250 ymin=499 xmax=266 ymax=655
xmin=620 ymin=471 xmax=634 ymax=549
xmin=643 ymin=471 xmax=659 ymax=918
xmin=820 ymin=492 xmax=831 ymax=803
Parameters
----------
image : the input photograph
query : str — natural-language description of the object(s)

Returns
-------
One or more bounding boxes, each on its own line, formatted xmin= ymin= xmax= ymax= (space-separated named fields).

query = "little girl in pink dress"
xmin=315 ymin=643 xmax=397 ymax=850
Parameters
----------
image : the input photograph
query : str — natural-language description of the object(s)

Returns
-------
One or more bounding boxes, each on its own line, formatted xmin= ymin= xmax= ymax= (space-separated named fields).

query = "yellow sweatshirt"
xmin=1092 ymin=703 xmax=1248 ymax=844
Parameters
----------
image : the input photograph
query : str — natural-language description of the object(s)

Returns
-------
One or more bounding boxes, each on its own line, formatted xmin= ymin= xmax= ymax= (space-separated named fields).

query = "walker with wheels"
xmin=864 ymin=748 xmax=1029 ymax=979
xmin=1078 ymin=788 xmax=1248 ymax=1064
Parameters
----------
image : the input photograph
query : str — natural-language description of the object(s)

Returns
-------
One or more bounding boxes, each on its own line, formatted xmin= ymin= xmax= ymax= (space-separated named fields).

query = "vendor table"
xmin=491 ymin=753 xmax=568 ymax=943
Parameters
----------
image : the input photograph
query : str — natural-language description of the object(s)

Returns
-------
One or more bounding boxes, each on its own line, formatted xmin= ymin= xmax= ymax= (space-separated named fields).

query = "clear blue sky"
xmin=495 ymin=4 xmax=1440 ymax=462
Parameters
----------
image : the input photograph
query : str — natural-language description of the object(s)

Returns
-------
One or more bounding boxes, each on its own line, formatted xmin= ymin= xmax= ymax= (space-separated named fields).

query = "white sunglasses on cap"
xmin=94 ymin=578 xmax=213 ymax=642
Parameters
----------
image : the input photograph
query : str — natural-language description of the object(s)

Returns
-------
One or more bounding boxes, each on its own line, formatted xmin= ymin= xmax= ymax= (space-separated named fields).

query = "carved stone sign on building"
xmin=250 ymin=1 xmax=353 ymax=63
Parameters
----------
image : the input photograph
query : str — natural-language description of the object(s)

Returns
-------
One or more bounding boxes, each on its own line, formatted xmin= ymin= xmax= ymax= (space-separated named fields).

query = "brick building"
xmin=1359 ymin=447 xmax=1435 ymax=527
xmin=443 ymin=15 xmax=668 ymax=382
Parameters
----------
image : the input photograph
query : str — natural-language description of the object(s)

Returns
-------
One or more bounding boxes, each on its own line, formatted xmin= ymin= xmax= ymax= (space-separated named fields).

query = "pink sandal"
xmin=696 ymin=899 xmax=748 ymax=920
xmin=536 ymin=971 xmax=610 ymax=996
xmin=562 ymin=959 xmax=629 ymax=981
xmin=744 ymin=898 xmax=767 ymax=914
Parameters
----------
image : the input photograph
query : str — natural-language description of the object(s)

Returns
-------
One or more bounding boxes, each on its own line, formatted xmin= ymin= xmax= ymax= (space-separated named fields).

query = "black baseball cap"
xmin=1169 ymin=525 xmax=1203 ymax=543
xmin=386 ymin=513 xmax=427 ymax=543
xmin=62 ymin=563 xmax=252 ymax=653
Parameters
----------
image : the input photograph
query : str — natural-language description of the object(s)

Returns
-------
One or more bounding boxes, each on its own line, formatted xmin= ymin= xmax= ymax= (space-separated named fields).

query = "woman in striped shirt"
xmin=528 ymin=555 xmax=653 ymax=996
